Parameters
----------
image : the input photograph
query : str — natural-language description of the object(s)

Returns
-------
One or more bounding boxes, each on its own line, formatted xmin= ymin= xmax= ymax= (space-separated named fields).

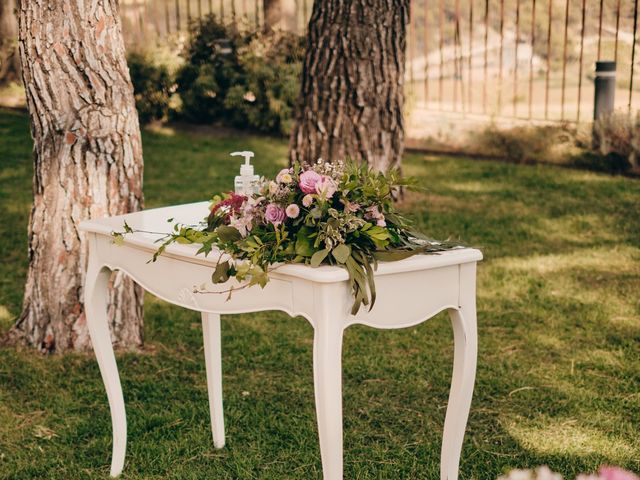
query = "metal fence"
xmin=121 ymin=0 xmax=639 ymax=123
xmin=407 ymin=0 xmax=639 ymax=122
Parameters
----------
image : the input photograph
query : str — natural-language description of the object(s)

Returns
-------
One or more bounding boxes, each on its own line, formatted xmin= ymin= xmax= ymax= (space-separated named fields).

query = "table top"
xmin=80 ymin=202 xmax=482 ymax=283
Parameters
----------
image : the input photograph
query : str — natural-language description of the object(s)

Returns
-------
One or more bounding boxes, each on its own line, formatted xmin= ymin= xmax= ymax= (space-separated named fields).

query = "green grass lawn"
xmin=0 ymin=108 xmax=639 ymax=479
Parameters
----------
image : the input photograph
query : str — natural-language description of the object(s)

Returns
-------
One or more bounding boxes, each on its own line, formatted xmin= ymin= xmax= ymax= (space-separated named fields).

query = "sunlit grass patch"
xmin=504 ymin=415 xmax=636 ymax=462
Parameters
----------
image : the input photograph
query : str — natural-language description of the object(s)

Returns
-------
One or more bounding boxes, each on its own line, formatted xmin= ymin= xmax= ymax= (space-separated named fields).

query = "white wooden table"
xmin=80 ymin=202 xmax=482 ymax=480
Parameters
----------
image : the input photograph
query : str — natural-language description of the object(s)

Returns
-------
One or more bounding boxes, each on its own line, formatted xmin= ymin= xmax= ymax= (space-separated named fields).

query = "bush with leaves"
xmin=174 ymin=15 xmax=304 ymax=135
xmin=224 ymin=32 xmax=304 ymax=135
xmin=127 ymin=52 xmax=173 ymax=124
xmin=174 ymin=15 xmax=249 ymax=123
xmin=590 ymin=112 xmax=640 ymax=173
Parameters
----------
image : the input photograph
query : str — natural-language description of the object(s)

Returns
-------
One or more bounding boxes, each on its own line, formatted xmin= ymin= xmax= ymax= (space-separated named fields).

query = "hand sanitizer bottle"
xmin=231 ymin=151 xmax=260 ymax=196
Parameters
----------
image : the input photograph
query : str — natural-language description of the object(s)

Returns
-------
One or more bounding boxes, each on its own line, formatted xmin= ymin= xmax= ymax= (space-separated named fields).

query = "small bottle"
xmin=231 ymin=151 xmax=260 ymax=196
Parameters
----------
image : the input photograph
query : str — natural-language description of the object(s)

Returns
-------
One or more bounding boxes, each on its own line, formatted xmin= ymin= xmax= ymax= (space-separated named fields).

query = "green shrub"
xmin=127 ymin=52 xmax=173 ymax=124
xmin=224 ymin=32 xmax=304 ymax=135
xmin=471 ymin=124 xmax=570 ymax=164
xmin=174 ymin=15 xmax=303 ymax=135
xmin=590 ymin=112 xmax=640 ymax=172
xmin=174 ymin=15 xmax=249 ymax=123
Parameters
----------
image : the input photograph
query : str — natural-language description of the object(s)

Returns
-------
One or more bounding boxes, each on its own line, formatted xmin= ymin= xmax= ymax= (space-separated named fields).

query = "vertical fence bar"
xmin=483 ymin=0 xmax=489 ymax=113
xmin=198 ymin=0 xmax=203 ymax=18
xmin=614 ymin=0 xmax=620 ymax=63
xmin=544 ymin=0 xmax=552 ymax=119
xmin=498 ymin=0 xmax=505 ymax=113
xmin=175 ymin=0 xmax=181 ymax=30
xmin=528 ymin=0 xmax=537 ymax=118
xmin=187 ymin=0 xmax=192 ymax=22
xmin=439 ymin=0 xmax=445 ymax=109
xmin=231 ymin=0 xmax=237 ymax=25
xmin=453 ymin=0 xmax=461 ymax=112
xmin=255 ymin=0 xmax=260 ymax=27
xmin=597 ymin=0 xmax=604 ymax=60
xmin=468 ymin=0 xmax=474 ymax=112
xmin=303 ymin=0 xmax=308 ymax=31
xmin=630 ymin=0 xmax=639 ymax=112
xmin=424 ymin=0 xmax=430 ymax=106
xmin=209 ymin=0 xmax=213 ymax=14
xmin=409 ymin=5 xmax=415 ymax=89
xmin=513 ymin=0 xmax=521 ymax=116
xmin=165 ymin=0 xmax=171 ymax=34
xmin=242 ymin=0 xmax=248 ymax=21
xmin=560 ymin=0 xmax=570 ymax=121
xmin=220 ymin=0 xmax=225 ymax=22
xmin=577 ymin=0 xmax=586 ymax=121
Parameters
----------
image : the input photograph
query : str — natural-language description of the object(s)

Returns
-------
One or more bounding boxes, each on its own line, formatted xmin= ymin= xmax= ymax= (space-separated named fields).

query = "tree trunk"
xmin=9 ymin=0 xmax=144 ymax=353
xmin=0 ymin=0 xmax=20 ymax=85
xmin=262 ymin=0 xmax=296 ymax=33
xmin=289 ymin=0 xmax=410 ymax=171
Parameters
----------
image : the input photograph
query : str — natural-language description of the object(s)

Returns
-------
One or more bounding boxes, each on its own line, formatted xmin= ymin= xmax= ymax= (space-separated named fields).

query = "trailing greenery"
xmin=116 ymin=161 xmax=457 ymax=314
xmin=1 ymin=109 xmax=639 ymax=479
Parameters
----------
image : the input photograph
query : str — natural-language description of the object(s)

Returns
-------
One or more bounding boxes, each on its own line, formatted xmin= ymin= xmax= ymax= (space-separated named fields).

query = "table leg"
xmin=84 ymin=259 xmax=127 ymax=477
xmin=440 ymin=301 xmax=478 ymax=479
xmin=202 ymin=312 xmax=225 ymax=449
xmin=312 ymin=300 xmax=345 ymax=480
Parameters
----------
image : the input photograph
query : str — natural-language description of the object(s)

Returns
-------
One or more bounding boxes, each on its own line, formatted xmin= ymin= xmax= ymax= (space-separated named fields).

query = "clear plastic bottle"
xmin=231 ymin=151 xmax=260 ymax=196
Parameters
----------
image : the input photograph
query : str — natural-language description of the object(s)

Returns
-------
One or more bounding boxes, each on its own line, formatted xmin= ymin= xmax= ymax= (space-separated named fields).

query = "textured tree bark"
xmin=289 ymin=0 xmax=410 ymax=172
xmin=0 ymin=0 xmax=20 ymax=85
xmin=8 ymin=0 xmax=144 ymax=353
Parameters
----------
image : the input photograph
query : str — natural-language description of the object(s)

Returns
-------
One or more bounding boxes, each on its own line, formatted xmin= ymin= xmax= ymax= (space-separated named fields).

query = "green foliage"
xmin=174 ymin=15 xmax=303 ymax=134
xmin=116 ymin=162 xmax=453 ymax=314
xmin=127 ymin=52 xmax=173 ymax=124
xmin=589 ymin=112 xmax=640 ymax=173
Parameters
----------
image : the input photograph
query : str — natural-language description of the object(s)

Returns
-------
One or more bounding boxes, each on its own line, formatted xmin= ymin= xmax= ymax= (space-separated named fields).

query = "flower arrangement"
xmin=498 ymin=466 xmax=639 ymax=480
xmin=115 ymin=160 xmax=458 ymax=314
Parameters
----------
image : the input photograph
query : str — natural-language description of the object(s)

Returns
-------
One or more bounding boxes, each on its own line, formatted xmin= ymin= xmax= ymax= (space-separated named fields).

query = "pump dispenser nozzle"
xmin=230 ymin=151 xmax=255 ymax=176
xmin=231 ymin=151 xmax=259 ymax=195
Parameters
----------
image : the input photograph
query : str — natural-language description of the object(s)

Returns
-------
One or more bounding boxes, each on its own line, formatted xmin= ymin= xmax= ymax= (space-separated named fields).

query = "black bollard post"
xmin=594 ymin=61 xmax=616 ymax=120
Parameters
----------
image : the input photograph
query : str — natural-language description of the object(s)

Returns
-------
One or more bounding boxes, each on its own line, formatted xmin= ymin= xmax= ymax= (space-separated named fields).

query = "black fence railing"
xmin=121 ymin=0 xmax=638 ymax=123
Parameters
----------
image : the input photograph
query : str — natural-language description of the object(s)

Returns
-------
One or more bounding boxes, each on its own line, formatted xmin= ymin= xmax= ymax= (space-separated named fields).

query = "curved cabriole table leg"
xmin=441 ymin=265 xmax=478 ymax=480
xmin=84 ymin=259 xmax=127 ymax=477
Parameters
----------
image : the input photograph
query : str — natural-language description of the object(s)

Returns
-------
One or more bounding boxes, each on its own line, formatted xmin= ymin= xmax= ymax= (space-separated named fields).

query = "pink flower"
xmin=299 ymin=170 xmax=322 ymax=194
xmin=599 ymin=467 xmax=640 ymax=480
xmin=264 ymin=203 xmax=286 ymax=225
xmin=285 ymin=203 xmax=300 ymax=218
xmin=302 ymin=194 xmax=314 ymax=207
xmin=365 ymin=205 xmax=383 ymax=220
xmin=276 ymin=168 xmax=293 ymax=184
xmin=376 ymin=218 xmax=387 ymax=227
xmin=344 ymin=201 xmax=360 ymax=212
xmin=315 ymin=175 xmax=337 ymax=199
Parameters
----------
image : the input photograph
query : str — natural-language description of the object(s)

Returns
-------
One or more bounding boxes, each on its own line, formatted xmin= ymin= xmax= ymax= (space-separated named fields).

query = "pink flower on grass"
xmin=265 ymin=203 xmax=286 ymax=225
xmin=285 ymin=203 xmax=300 ymax=218
xmin=315 ymin=176 xmax=337 ymax=199
xmin=599 ymin=467 xmax=640 ymax=480
xmin=299 ymin=170 xmax=322 ymax=194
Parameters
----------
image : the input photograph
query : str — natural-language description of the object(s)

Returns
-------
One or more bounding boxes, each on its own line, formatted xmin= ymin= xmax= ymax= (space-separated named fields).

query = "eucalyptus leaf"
xmin=332 ymin=244 xmax=351 ymax=264
xmin=310 ymin=248 xmax=330 ymax=267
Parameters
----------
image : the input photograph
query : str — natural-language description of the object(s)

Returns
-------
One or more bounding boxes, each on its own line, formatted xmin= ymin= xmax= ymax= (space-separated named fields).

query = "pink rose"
xmin=376 ymin=218 xmax=386 ymax=227
xmin=285 ymin=203 xmax=300 ymax=218
xmin=599 ymin=467 xmax=640 ymax=480
xmin=264 ymin=203 xmax=286 ymax=225
xmin=315 ymin=175 xmax=337 ymax=199
xmin=299 ymin=170 xmax=322 ymax=194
